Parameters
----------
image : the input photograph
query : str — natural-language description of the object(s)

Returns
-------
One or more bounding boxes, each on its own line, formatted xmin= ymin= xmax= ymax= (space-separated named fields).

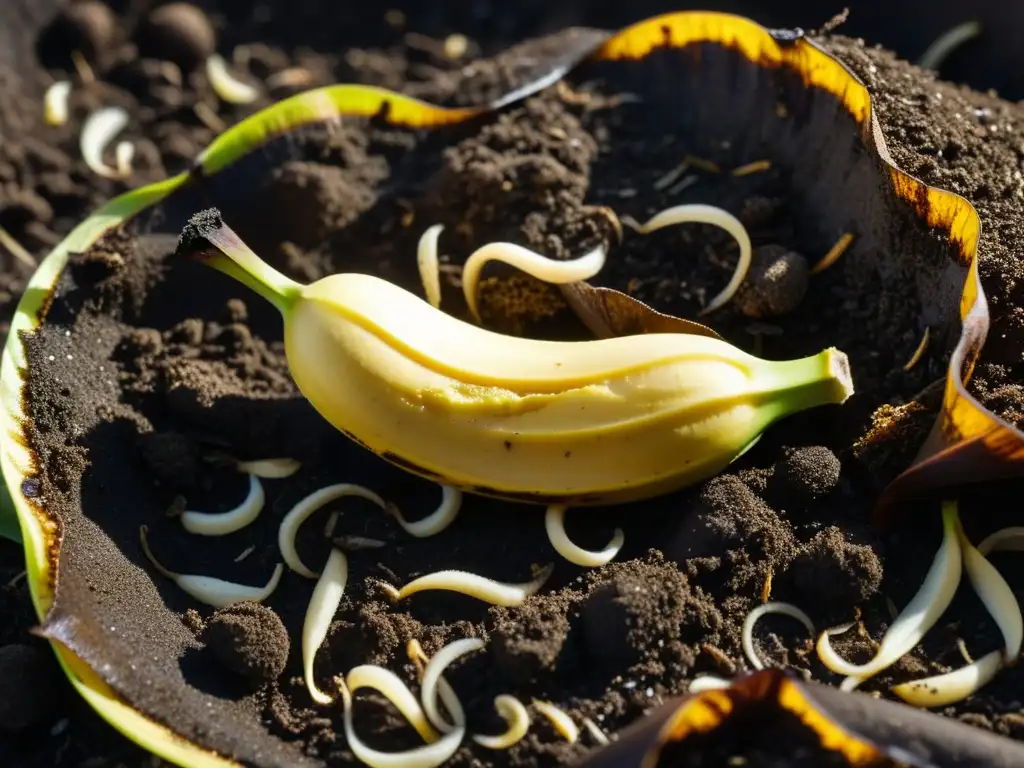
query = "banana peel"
xmin=1 ymin=9 xmax=1023 ymax=768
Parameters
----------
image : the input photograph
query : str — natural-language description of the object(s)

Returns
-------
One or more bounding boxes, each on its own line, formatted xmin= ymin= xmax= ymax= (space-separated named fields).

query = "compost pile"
xmin=5 ymin=2 xmax=1024 ymax=768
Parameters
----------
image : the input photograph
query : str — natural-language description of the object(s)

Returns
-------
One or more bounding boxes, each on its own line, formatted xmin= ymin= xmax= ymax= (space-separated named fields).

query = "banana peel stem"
xmin=759 ymin=348 xmax=854 ymax=422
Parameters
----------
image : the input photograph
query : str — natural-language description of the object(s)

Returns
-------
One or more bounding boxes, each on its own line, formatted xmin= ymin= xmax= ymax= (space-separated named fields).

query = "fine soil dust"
xmin=5 ymin=2 xmax=1024 ymax=768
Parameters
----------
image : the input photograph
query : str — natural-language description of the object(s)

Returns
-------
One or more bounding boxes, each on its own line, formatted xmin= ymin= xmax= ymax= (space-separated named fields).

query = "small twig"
xmin=0 ymin=225 xmax=38 ymax=269
xmin=811 ymin=232 xmax=854 ymax=274
xmin=902 ymin=326 xmax=931 ymax=372
xmin=732 ymin=160 xmax=771 ymax=177
xmin=761 ymin=565 xmax=774 ymax=603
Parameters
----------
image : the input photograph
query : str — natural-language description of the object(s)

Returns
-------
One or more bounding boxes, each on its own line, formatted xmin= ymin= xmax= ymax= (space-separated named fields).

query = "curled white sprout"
xmin=462 ymin=242 xmax=607 ymax=324
xmin=407 ymin=640 xmax=464 ymax=731
xmin=421 ymin=638 xmax=485 ymax=733
xmin=205 ymin=53 xmax=260 ymax=104
xmin=688 ymin=675 xmax=733 ymax=693
xmin=389 ymin=485 xmax=462 ymax=538
xmin=180 ymin=474 xmax=265 ymax=536
xmin=279 ymin=483 xmax=386 ymax=578
xmin=347 ymin=665 xmax=439 ymax=743
xmin=139 ymin=525 xmax=282 ymax=608
xmin=893 ymin=649 xmax=1002 ymax=708
xmin=742 ymin=601 xmax=815 ymax=671
xmin=977 ymin=527 xmax=1024 ymax=556
xmin=417 ymin=224 xmax=445 ymax=309
xmin=622 ymin=204 xmax=752 ymax=314
xmin=81 ymin=106 xmax=134 ymax=179
xmin=532 ymin=700 xmax=578 ymax=743
xmin=303 ymin=548 xmax=348 ymax=704
xmin=235 ymin=458 xmax=301 ymax=478
xmin=544 ymin=505 xmax=623 ymax=568
xmin=44 ymin=81 xmax=72 ymax=126
xmin=339 ymin=679 xmax=464 ymax=768
xmin=382 ymin=565 xmax=554 ymax=607
xmin=473 ymin=695 xmax=531 ymax=750
xmin=817 ymin=502 xmax=961 ymax=691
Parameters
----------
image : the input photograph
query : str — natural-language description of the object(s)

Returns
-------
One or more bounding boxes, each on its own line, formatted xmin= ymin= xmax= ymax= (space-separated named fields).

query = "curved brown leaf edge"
xmin=569 ymin=11 xmax=1024 ymax=520
xmin=576 ymin=669 xmax=1024 ymax=768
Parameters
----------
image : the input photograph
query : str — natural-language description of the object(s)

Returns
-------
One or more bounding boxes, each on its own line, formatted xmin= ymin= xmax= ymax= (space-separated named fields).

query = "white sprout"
xmin=742 ymin=601 xmax=815 ymax=671
xmin=421 ymin=638 xmax=485 ymax=733
xmin=382 ymin=565 xmax=554 ymax=607
xmin=918 ymin=21 xmax=983 ymax=71
xmin=544 ymin=505 xmax=623 ymax=567
xmin=205 ymin=53 xmax=260 ymax=104
xmin=622 ymin=203 xmax=752 ymax=314
xmin=581 ymin=717 xmax=610 ymax=746
xmin=473 ymin=695 xmax=531 ymax=750
xmin=347 ymin=665 xmax=439 ymax=743
xmin=816 ymin=503 xmax=962 ymax=690
xmin=235 ymin=458 xmax=301 ymax=478
xmin=180 ymin=474 xmax=265 ymax=536
xmin=688 ymin=675 xmax=733 ymax=693
xmin=893 ymin=649 xmax=1002 ymax=708
xmin=977 ymin=527 xmax=1024 ymax=556
xmin=44 ymin=81 xmax=72 ymax=126
xmin=139 ymin=525 xmax=282 ymax=608
xmin=339 ymin=679 xmax=464 ymax=768
xmin=303 ymin=548 xmax=348 ymax=704
xmin=388 ymin=485 xmax=462 ymax=538
xmin=80 ymin=106 xmax=134 ymax=179
xmin=407 ymin=640 xmax=464 ymax=731
xmin=532 ymin=700 xmax=578 ymax=743
xmin=279 ymin=483 xmax=386 ymax=578
xmin=462 ymin=242 xmax=607 ymax=324
xmin=417 ymin=224 xmax=445 ymax=309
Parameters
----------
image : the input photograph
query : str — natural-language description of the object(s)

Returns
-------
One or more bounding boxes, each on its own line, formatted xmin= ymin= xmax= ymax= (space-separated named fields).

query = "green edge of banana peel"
xmin=178 ymin=208 xmax=855 ymax=505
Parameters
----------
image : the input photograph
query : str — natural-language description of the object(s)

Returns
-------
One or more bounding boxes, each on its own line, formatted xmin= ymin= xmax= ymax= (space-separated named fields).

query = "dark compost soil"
xmin=6 ymin=2 xmax=1024 ymax=768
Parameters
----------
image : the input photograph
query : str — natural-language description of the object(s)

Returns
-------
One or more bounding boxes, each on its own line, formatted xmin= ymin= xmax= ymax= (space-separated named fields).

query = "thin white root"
xmin=622 ymin=204 xmax=752 ymax=314
xmin=181 ymin=474 xmax=265 ymax=536
xmin=279 ymin=483 xmax=386 ymax=578
xmin=742 ymin=601 xmax=815 ymax=671
xmin=417 ymin=224 xmax=445 ymax=309
xmin=532 ymin=700 xmax=578 ymax=743
xmin=977 ymin=527 xmax=1024 ymax=556
xmin=339 ymin=680 xmax=464 ymax=768
xmin=816 ymin=503 xmax=962 ymax=690
xmin=462 ymin=242 xmax=607 ymax=324
xmin=81 ymin=106 xmax=134 ymax=179
xmin=235 ymin=458 xmax=301 ymax=478
xmin=383 ymin=565 xmax=553 ymax=607
xmin=473 ymin=695 xmax=531 ymax=750
xmin=893 ymin=649 xmax=1002 ymax=708
xmin=206 ymin=53 xmax=260 ymax=104
xmin=688 ymin=675 xmax=733 ymax=693
xmin=303 ymin=548 xmax=348 ymax=704
xmin=581 ymin=717 xmax=610 ymax=746
xmin=389 ymin=485 xmax=462 ymax=538
xmin=957 ymin=510 xmax=1023 ymax=662
xmin=139 ymin=525 xmax=282 ymax=608
xmin=0 ymin=225 xmax=37 ymax=268
xmin=407 ymin=640 xmax=464 ymax=730
xmin=347 ymin=665 xmax=439 ymax=743
xmin=44 ymin=81 xmax=72 ymax=126
xmin=544 ymin=505 xmax=623 ymax=567
xmin=421 ymin=638 xmax=485 ymax=733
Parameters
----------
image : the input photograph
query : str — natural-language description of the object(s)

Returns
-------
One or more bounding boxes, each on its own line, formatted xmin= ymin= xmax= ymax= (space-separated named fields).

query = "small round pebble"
xmin=768 ymin=445 xmax=841 ymax=503
xmin=49 ymin=1 xmax=118 ymax=64
xmin=734 ymin=244 xmax=809 ymax=318
xmin=137 ymin=3 xmax=216 ymax=70
xmin=203 ymin=601 xmax=290 ymax=687
xmin=0 ymin=644 xmax=63 ymax=732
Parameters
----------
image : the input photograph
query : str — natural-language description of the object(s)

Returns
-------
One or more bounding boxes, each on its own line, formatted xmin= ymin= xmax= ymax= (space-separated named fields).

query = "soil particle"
xmin=489 ymin=595 xmax=572 ymax=685
xmin=0 ymin=643 xmax=64 ymax=732
xmin=137 ymin=3 xmax=217 ymax=71
xmin=765 ymin=445 xmax=842 ymax=507
xmin=733 ymin=244 xmax=810 ymax=318
xmin=203 ymin=601 xmax=290 ymax=688
xmin=788 ymin=526 xmax=884 ymax=612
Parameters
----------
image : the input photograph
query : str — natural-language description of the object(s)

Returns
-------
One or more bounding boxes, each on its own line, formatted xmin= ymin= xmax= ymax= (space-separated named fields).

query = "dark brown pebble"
xmin=48 ymin=1 xmax=118 ymax=65
xmin=734 ymin=244 xmax=809 ymax=318
xmin=767 ymin=445 xmax=841 ymax=504
xmin=137 ymin=3 xmax=216 ymax=70
xmin=0 ymin=644 xmax=64 ymax=732
xmin=203 ymin=601 xmax=290 ymax=687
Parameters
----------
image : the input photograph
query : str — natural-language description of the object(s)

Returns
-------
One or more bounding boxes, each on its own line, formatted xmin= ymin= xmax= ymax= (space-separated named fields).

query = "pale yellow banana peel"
xmin=176 ymin=209 xmax=854 ymax=505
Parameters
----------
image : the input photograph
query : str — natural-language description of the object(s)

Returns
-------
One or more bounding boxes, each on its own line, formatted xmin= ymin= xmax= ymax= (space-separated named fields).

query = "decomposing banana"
xmin=176 ymin=209 xmax=854 ymax=506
